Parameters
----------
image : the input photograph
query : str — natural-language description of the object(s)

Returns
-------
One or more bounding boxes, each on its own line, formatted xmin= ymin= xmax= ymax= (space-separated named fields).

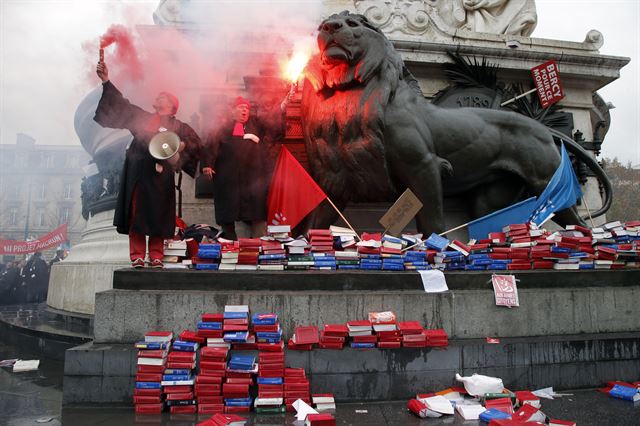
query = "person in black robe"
xmin=201 ymin=96 xmax=286 ymax=240
xmin=94 ymin=61 xmax=201 ymax=268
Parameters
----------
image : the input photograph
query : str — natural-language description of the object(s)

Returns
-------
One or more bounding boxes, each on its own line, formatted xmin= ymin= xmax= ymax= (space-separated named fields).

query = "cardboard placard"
xmin=491 ymin=274 xmax=519 ymax=307
xmin=531 ymin=60 xmax=564 ymax=108
xmin=379 ymin=188 xmax=423 ymax=236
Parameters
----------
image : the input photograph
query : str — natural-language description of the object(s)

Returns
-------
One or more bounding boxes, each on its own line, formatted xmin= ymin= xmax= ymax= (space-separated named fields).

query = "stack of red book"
xmin=424 ymin=329 xmax=449 ymax=347
xmin=284 ymin=368 xmax=310 ymax=412
xmin=198 ymin=313 xmax=224 ymax=339
xmin=134 ymin=331 xmax=171 ymax=415
xmin=288 ymin=326 xmax=318 ymax=350
xmin=369 ymin=311 xmax=400 ymax=349
xmin=259 ymin=351 xmax=285 ymax=379
xmin=319 ymin=324 xmax=348 ymax=350
xmin=237 ymin=238 xmax=261 ymax=268
xmin=397 ymin=321 xmax=426 ymax=347
xmin=197 ymin=346 xmax=228 ymax=414
xmin=222 ymin=377 xmax=253 ymax=414
xmin=164 ymin=347 xmax=197 ymax=414
xmin=308 ymin=229 xmax=334 ymax=254
xmin=180 ymin=330 xmax=206 ymax=346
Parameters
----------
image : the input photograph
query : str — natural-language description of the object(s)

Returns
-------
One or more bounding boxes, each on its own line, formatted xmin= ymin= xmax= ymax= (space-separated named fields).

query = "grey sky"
xmin=0 ymin=0 xmax=638 ymax=165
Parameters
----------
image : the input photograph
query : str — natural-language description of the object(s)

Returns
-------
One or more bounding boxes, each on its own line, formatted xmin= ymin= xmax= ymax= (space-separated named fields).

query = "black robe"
xmin=202 ymin=115 xmax=282 ymax=225
xmin=94 ymin=81 xmax=201 ymax=237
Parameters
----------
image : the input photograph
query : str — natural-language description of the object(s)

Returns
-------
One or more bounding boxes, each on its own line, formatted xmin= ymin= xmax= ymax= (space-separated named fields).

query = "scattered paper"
xmin=422 ymin=395 xmax=454 ymax=415
xmin=355 ymin=410 xmax=368 ymax=414
xmin=13 ymin=359 xmax=40 ymax=372
xmin=36 ymin=417 xmax=54 ymax=423
xmin=418 ymin=270 xmax=449 ymax=293
xmin=292 ymin=398 xmax=318 ymax=421
xmin=532 ymin=386 xmax=571 ymax=399
xmin=455 ymin=403 xmax=487 ymax=420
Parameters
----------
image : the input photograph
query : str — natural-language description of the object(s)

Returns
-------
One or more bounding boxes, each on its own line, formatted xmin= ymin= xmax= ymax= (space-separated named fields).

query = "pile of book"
xmin=159 ymin=219 xmax=640 ymax=272
xmin=196 ymin=346 xmax=226 ymax=414
xmin=237 ymin=238 xmax=261 ymax=271
xmin=219 ymin=240 xmax=239 ymax=271
xmin=255 ymin=312 xmax=285 ymax=413
xmin=134 ymin=331 xmax=172 ymax=414
xmin=222 ymin=305 xmax=252 ymax=348
xmin=407 ymin=384 xmax=576 ymax=425
xmin=319 ymin=324 xmax=348 ymax=349
xmin=194 ymin=243 xmax=221 ymax=270
xmin=163 ymin=340 xmax=198 ymax=414
xmin=284 ymin=368 xmax=311 ymax=412
xmin=223 ymin=354 xmax=255 ymax=413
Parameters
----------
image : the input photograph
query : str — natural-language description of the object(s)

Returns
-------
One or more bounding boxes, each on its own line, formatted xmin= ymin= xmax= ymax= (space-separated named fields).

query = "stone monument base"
xmin=62 ymin=269 xmax=640 ymax=404
xmin=47 ymin=208 xmax=129 ymax=315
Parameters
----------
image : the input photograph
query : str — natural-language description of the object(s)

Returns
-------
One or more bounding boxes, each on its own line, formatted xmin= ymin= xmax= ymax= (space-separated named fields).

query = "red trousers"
xmin=129 ymin=232 xmax=164 ymax=262
xmin=128 ymin=186 xmax=164 ymax=261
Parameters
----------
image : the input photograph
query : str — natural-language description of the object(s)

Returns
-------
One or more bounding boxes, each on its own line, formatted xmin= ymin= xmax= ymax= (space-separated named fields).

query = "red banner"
xmin=0 ymin=224 xmax=68 ymax=255
xmin=531 ymin=60 xmax=564 ymax=108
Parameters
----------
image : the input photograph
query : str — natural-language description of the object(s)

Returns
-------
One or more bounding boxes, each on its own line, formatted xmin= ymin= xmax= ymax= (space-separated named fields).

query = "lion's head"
xmin=305 ymin=11 xmax=404 ymax=92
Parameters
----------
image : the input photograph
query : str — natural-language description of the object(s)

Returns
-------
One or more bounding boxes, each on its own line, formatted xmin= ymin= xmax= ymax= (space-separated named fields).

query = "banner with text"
xmin=531 ymin=60 xmax=564 ymax=108
xmin=0 ymin=224 xmax=68 ymax=255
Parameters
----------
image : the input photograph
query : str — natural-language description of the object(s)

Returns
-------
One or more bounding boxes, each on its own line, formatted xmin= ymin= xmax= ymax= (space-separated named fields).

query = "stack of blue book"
xmin=360 ymin=254 xmax=382 ymax=270
xmin=313 ymin=254 xmax=337 ymax=269
xmin=172 ymin=340 xmax=198 ymax=352
xmin=223 ymin=331 xmax=249 ymax=343
xmin=197 ymin=244 xmax=221 ymax=259
xmin=252 ymin=313 xmax=278 ymax=325
xmin=228 ymin=354 xmax=255 ymax=371
xmin=382 ymin=255 xmax=404 ymax=271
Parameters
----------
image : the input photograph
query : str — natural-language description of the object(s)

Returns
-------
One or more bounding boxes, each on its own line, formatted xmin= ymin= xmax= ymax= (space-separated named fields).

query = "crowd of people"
xmin=0 ymin=250 xmax=65 ymax=305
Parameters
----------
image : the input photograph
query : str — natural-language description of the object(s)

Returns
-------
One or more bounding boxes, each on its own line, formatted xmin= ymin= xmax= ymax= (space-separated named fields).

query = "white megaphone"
xmin=149 ymin=131 xmax=181 ymax=168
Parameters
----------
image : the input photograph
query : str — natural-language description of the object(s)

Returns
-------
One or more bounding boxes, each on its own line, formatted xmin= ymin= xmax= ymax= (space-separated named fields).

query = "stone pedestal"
xmin=47 ymin=208 xmax=129 ymax=315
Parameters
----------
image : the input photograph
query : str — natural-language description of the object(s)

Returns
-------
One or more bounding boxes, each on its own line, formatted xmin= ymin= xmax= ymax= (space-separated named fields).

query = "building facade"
xmin=0 ymin=133 xmax=90 ymax=261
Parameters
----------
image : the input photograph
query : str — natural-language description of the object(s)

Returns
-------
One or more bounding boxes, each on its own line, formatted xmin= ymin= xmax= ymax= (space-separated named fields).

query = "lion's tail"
xmin=548 ymin=128 xmax=613 ymax=219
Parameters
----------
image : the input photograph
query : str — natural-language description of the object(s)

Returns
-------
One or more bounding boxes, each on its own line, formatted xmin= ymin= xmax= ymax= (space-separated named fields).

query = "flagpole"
xmin=500 ymin=88 xmax=537 ymax=107
xmin=581 ymin=197 xmax=596 ymax=228
xmin=325 ymin=197 xmax=362 ymax=241
xmin=402 ymin=221 xmax=472 ymax=252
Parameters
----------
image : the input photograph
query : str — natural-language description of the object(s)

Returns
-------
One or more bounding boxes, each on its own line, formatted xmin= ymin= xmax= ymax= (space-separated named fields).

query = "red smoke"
xmin=98 ymin=24 xmax=143 ymax=82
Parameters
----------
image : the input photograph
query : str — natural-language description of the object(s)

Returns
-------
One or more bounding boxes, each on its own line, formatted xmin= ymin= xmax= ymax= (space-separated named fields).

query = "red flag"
xmin=267 ymin=146 xmax=327 ymax=228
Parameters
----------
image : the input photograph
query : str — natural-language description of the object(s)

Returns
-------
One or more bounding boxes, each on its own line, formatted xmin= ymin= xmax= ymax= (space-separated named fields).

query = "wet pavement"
xmin=1 ymin=340 xmax=639 ymax=425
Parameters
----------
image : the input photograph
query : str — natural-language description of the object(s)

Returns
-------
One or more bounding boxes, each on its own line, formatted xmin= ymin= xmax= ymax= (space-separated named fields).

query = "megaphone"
xmin=149 ymin=131 xmax=181 ymax=168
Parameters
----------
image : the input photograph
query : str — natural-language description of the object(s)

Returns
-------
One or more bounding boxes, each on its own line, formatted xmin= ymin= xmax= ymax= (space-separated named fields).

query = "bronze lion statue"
xmin=301 ymin=11 xmax=611 ymax=236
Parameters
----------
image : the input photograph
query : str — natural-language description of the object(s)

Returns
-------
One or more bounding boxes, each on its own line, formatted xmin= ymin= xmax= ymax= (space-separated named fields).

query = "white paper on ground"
xmin=418 ymin=269 xmax=449 ymax=293
xmin=455 ymin=403 xmax=487 ymax=420
xmin=292 ymin=398 xmax=318 ymax=421
xmin=422 ymin=395 xmax=454 ymax=415
xmin=13 ymin=359 xmax=40 ymax=372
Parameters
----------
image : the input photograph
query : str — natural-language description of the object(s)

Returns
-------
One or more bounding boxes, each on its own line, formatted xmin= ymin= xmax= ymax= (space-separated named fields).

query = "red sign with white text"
xmin=531 ymin=60 xmax=564 ymax=108
xmin=0 ymin=224 xmax=68 ymax=255
xmin=491 ymin=274 xmax=519 ymax=307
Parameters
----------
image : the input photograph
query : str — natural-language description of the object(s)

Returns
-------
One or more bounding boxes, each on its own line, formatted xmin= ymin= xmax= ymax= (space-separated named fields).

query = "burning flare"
xmin=284 ymin=51 xmax=310 ymax=83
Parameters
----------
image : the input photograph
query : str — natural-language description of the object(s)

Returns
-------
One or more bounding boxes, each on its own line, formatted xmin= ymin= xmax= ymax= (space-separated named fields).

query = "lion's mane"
xmin=301 ymin=11 xmax=413 ymax=203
